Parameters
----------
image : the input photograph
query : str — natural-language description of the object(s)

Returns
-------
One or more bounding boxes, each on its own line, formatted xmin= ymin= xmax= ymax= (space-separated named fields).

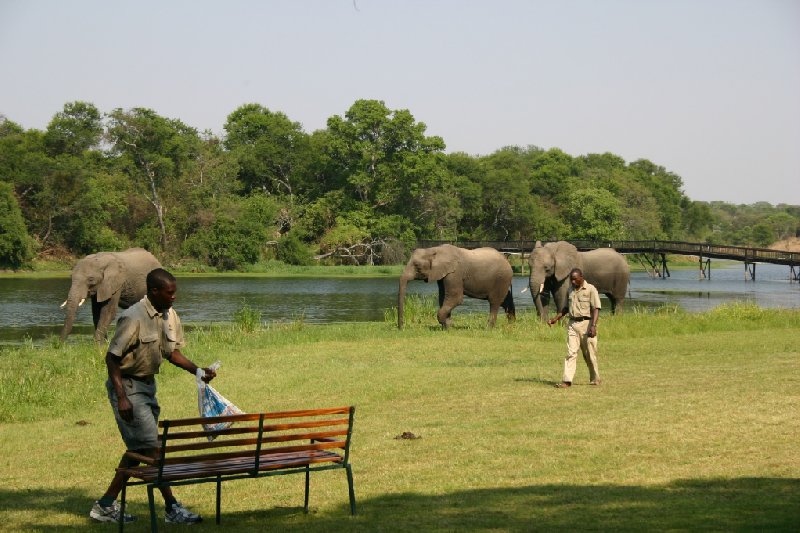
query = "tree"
xmin=324 ymin=99 xmax=445 ymax=213
xmin=106 ymin=108 xmax=201 ymax=252
xmin=182 ymin=194 xmax=279 ymax=270
xmin=223 ymin=104 xmax=311 ymax=201
xmin=628 ymin=159 xmax=686 ymax=238
xmin=564 ymin=187 xmax=624 ymax=241
xmin=0 ymin=181 xmax=35 ymax=268
xmin=44 ymin=101 xmax=103 ymax=156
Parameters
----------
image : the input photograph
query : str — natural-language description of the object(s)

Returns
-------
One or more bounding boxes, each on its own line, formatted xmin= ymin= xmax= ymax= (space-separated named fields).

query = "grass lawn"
xmin=0 ymin=304 xmax=798 ymax=531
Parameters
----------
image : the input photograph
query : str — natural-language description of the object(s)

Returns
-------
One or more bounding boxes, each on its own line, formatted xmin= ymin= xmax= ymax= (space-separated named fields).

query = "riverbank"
xmin=1 ymin=305 xmax=798 ymax=530
xmin=1 ymin=254 xmax=719 ymax=279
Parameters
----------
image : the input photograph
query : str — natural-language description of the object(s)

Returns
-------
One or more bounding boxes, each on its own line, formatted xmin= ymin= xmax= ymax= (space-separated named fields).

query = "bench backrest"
xmin=151 ymin=406 xmax=355 ymax=480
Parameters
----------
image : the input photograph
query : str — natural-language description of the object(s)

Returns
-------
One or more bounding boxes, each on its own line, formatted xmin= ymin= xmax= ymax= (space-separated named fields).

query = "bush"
xmin=276 ymin=232 xmax=313 ymax=266
xmin=0 ymin=181 xmax=35 ymax=269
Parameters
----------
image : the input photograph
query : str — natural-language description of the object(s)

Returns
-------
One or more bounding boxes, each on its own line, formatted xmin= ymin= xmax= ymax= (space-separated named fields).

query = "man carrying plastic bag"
xmin=197 ymin=361 xmax=244 ymax=438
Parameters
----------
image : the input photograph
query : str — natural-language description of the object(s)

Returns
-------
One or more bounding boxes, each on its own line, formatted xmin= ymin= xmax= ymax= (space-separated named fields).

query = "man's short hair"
xmin=146 ymin=268 xmax=176 ymax=290
xmin=570 ymin=268 xmax=584 ymax=278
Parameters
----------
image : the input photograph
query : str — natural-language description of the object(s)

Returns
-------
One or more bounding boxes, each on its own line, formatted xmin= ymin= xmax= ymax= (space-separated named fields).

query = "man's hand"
xmin=118 ymin=394 xmax=133 ymax=423
xmin=588 ymin=325 xmax=597 ymax=338
xmin=201 ymin=367 xmax=216 ymax=383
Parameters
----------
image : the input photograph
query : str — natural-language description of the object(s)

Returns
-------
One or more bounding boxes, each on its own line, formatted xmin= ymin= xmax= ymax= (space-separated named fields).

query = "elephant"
xmin=398 ymin=244 xmax=516 ymax=329
xmin=60 ymin=248 xmax=161 ymax=342
xmin=528 ymin=241 xmax=629 ymax=320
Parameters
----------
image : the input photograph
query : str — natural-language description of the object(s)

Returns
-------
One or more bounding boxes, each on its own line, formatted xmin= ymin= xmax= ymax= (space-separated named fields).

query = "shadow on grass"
xmin=3 ymin=477 xmax=798 ymax=531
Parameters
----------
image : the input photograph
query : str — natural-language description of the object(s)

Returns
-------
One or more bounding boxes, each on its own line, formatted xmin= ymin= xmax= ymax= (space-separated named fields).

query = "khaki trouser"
xmin=563 ymin=319 xmax=599 ymax=383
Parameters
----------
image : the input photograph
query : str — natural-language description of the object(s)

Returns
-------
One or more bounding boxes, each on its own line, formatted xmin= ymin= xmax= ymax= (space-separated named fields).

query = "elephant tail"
xmin=502 ymin=288 xmax=516 ymax=320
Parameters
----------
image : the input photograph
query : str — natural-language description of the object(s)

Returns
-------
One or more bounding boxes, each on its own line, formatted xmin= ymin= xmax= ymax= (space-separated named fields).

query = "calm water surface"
xmin=0 ymin=262 xmax=798 ymax=344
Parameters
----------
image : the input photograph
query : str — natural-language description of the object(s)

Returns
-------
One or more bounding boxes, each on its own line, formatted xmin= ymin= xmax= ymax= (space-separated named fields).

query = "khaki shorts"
xmin=106 ymin=377 xmax=161 ymax=451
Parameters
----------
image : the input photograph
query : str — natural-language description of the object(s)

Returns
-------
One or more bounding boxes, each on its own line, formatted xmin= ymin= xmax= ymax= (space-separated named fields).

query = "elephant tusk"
xmin=78 ymin=298 xmax=86 ymax=307
xmin=60 ymin=300 xmax=67 ymax=309
xmin=521 ymin=287 xmax=528 ymax=293
xmin=539 ymin=283 xmax=544 ymax=294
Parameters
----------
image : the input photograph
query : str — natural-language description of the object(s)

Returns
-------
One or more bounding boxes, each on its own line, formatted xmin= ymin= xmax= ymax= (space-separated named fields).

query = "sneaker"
xmin=89 ymin=500 xmax=136 ymax=523
xmin=165 ymin=501 xmax=202 ymax=524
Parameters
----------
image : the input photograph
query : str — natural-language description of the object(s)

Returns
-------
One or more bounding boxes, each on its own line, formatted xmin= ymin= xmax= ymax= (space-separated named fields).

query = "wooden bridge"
xmin=416 ymin=240 xmax=800 ymax=281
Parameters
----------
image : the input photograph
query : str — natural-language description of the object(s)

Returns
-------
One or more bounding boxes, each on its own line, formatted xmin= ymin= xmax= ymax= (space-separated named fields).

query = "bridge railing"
xmin=416 ymin=240 xmax=800 ymax=266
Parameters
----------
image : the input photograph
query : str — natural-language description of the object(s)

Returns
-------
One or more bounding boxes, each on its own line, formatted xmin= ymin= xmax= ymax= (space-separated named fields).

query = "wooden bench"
xmin=117 ymin=406 xmax=356 ymax=532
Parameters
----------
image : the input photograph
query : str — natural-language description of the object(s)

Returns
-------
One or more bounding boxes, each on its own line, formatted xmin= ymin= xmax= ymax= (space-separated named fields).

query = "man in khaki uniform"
xmin=90 ymin=268 xmax=217 ymax=525
xmin=548 ymin=267 xmax=602 ymax=388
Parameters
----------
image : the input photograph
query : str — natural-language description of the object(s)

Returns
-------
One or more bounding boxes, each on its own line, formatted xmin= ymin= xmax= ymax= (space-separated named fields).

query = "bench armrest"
xmin=124 ymin=450 xmax=158 ymax=466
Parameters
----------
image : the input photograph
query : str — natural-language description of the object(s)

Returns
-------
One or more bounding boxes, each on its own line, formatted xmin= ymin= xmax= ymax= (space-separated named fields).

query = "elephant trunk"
xmin=397 ymin=266 xmax=415 ymax=329
xmin=60 ymin=284 xmax=87 ymax=340
xmin=528 ymin=273 xmax=547 ymax=320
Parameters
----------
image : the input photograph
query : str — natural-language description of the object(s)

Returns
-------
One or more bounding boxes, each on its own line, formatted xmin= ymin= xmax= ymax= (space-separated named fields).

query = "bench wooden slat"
xmin=124 ymin=450 xmax=343 ymax=482
xmin=158 ymin=406 xmax=352 ymax=428
xmin=156 ymin=439 xmax=346 ymax=466
xmin=163 ymin=416 xmax=351 ymax=441
xmin=165 ymin=429 xmax=350 ymax=453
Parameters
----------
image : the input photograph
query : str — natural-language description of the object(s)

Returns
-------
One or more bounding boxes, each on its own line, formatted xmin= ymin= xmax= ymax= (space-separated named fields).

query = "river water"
xmin=0 ymin=262 xmax=798 ymax=344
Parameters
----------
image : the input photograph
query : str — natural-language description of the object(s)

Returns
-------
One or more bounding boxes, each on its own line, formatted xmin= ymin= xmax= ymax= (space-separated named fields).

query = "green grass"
xmin=0 ymin=305 xmax=798 ymax=531
xmin=1 ymin=258 xmax=404 ymax=278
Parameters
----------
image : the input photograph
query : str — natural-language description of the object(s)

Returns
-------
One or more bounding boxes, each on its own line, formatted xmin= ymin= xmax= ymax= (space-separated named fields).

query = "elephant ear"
xmin=428 ymin=247 xmax=457 ymax=281
xmin=97 ymin=257 xmax=126 ymax=302
xmin=552 ymin=241 xmax=579 ymax=281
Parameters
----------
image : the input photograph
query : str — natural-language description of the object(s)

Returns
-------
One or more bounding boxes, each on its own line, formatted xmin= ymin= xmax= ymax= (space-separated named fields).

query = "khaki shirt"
xmin=107 ymin=296 xmax=185 ymax=377
xmin=568 ymin=280 xmax=601 ymax=319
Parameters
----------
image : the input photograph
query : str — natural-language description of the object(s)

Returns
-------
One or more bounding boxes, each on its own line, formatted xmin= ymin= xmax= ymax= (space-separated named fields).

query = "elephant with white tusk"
xmin=528 ymin=241 xmax=629 ymax=320
xmin=60 ymin=248 xmax=161 ymax=342
xmin=398 ymin=244 xmax=516 ymax=329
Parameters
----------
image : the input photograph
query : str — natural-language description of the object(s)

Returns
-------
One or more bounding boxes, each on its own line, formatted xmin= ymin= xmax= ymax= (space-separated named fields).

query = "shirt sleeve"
xmin=590 ymin=286 xmax=602 ymax=310
xmin=107 ymin=314 xmax=138 ymax=358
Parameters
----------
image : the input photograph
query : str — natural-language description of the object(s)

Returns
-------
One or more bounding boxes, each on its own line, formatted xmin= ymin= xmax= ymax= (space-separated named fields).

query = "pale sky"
xmin=1 ymin=0 xmax=798 ymax=205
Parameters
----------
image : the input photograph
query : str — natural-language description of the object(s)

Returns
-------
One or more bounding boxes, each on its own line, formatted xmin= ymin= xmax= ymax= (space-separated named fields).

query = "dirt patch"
xmin=770 ymin=237 xmax=800 ymax=252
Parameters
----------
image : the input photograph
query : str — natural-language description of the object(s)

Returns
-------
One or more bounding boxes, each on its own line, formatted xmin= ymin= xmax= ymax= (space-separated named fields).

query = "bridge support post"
xmin=659 ymin=253 xmax=670 ymax=278
xmin=791 ymin=265 xmax=799 ymax=283
xmin=744 ymin=262 xmax=756 ymax=281
xmin=699 ymin=255 xmax=711 ymax=279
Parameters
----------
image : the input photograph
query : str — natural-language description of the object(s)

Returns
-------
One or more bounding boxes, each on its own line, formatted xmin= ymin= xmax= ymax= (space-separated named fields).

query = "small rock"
xmin=394 ymin=431 xmax=421 ymax=440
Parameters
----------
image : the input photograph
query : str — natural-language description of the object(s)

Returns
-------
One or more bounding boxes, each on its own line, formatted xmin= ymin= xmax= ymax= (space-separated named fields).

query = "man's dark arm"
xmin=168 ymin=349 xmax=216 ymax=382
xmin=548 ymin=305 xmax=570 ymax=326
xmin=106 ymin=352 xmax=133 ymax=422
xmin=587 ymin=307 xmax=600 ymax=338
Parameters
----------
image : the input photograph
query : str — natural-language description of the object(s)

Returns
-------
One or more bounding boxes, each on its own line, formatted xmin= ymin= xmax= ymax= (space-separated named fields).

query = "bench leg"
xmin=119 ymin=483 xmax=127 ymax=533
xmin=216 ymin=476 xmax=222 ymax=525
xmin=147 ymin=485 xmax=158 ymax=533
xmin=304 ymin=465 xmax=310 ymax=513
xmin=346 ymin=464 xmax=356 ymax=515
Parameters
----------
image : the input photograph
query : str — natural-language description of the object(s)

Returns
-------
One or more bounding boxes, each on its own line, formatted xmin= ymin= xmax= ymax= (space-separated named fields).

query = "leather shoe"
xmin=554 ymin=382 xmax=571 ymax=388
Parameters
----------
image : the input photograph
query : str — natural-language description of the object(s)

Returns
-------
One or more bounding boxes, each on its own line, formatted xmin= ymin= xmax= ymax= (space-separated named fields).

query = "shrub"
xmin=0 ymin=181 xmax=35 ymax=269
xmin=276 ymin=232 xmax=313 ymax=266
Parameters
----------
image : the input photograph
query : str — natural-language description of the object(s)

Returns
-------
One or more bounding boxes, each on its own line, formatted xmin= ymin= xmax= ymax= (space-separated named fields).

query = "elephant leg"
xmin=607 ymin=294 xmax=617 ymax=315
xmin=436 ymin=280 xmax=459 ymax=329
xmin=93 ymin=296 xmax=120 ymax=342
xmin=487 ymin=301 xmax=500 ymax=328
xmin=91 ymin=298 xmax=103 ymax=330
xmin=502 ymin=289 xmax=516 ymax=323
xmin=437 ymin=300 xmax=458 ymax=329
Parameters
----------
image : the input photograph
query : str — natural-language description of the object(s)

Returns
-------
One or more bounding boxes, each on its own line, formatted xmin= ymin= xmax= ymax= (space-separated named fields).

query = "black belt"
xmin=570 ymin=316 xmax=591 ymax=321
xmin=122 ymin=374 xmax=154 ymax=384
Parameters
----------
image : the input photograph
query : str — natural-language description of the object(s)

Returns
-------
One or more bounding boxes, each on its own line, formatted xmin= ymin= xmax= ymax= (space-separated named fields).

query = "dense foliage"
xmin=1 ymin=101 xmax=798 ymax=269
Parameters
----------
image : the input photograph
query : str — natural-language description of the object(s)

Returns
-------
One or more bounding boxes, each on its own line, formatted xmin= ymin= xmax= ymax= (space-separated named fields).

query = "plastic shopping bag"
xmin=196 ymin=361 xmax=244 ymax=440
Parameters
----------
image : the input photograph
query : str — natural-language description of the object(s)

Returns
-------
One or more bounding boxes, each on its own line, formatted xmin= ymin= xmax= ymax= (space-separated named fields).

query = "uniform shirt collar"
xmin=143 ymin=296 xmax=165 ymax=319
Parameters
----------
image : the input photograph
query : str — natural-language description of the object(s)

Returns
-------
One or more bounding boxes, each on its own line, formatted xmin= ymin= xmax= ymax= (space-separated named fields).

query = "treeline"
xmin=1 ymin=100 xmax=798 ymax=269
